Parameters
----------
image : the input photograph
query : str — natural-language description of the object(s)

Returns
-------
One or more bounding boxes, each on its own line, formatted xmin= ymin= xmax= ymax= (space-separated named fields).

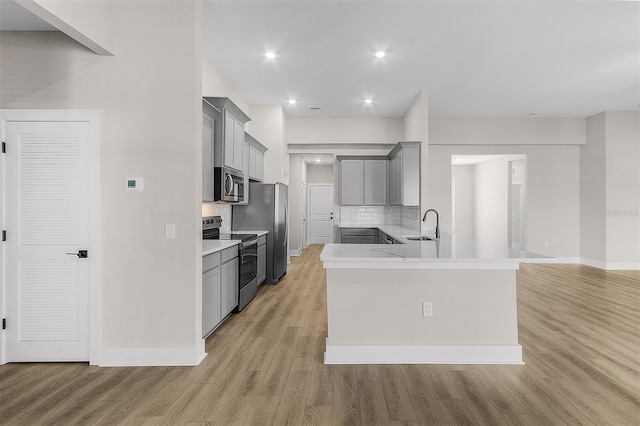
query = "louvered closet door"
xmin=5 ymin=121 xmax=90 ymax=361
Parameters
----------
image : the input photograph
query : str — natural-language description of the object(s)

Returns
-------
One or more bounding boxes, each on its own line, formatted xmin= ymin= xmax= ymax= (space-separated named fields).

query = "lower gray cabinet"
xmin=257 ymin=235 xmax=267 ymax=284
xmin=202 ymin=268 xmax=221 ymax=337
xmin=341 ymin=228 xmax=375 ymax=244
xmin=220 ymin=247 xmax=239 ymax=318
xmin=202 ymin=252 xmax=221 ymax=338
xmin=202 ymin=245 xmax=239 ymax=338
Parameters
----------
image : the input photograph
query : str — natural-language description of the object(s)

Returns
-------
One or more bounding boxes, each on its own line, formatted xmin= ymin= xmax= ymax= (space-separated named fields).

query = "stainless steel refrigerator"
xmin=232 ymin=182 xmax=288 ymax=285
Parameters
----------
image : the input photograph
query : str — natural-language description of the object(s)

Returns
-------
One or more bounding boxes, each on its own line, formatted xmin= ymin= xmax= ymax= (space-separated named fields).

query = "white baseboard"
xmin=289 ymin=248 xmax=303 ymax=257
xmin=99 ymin=341 xmax=206 ymax=367
xmin=556 ymin=257 xmax=582 ymax=264
xmin=324 ymin=341 xmax=523 ymax=365
xmin=581 ymin=258 xmax=640 ymax=270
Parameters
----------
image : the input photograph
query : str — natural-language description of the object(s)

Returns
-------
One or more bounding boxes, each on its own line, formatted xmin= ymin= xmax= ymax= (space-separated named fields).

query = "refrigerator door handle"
xmin=283 ymin=199 xmax=288 ymax=245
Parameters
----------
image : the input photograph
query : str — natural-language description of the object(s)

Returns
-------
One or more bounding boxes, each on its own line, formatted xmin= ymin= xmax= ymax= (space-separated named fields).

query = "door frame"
xmin=300 ymin=182 xmax=307 ymax=250
xmin=308 ymin=183 xmax=334 ymax=244
xmin=0 ymin=109 xmax=103 ymax=365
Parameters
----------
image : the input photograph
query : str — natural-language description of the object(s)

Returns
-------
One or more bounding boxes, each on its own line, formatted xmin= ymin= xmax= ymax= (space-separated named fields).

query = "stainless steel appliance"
xmin=214 ymin=166 xmax=245 ymax=203
xmin=202 ymin=216 xmax=258 ymax=311
xmin=232 ymin=182 xmax=288 ymax=285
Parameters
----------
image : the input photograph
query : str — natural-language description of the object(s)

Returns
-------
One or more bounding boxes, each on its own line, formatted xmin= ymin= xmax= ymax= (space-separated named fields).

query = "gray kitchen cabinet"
xmin=339 ymin=157 xmax=387 ymax=206
xmin=202 ymin=110 xmax=215 ymax=202
xmin=340 ymin=159 xmax=364 ymax=205
xmin=341 ymin=228 xmax=376 ymax=244
xmin=203 ymin=97 xmax=251 ymax=173
xmin=220 ymin=246 xmax=239 ymax=317
xmin=202 ymin=252 xmax=221 ymax=338
xmin=202 ymin=245 xmax=239 ymax=338
xmin=245 ymin=132 xmax=267 ymax=182
xmin=364 ymin=160 xmax=387 ymax=205
xmin=388 ymin=142 xmax=420 ymax=207
xmin=257 ymin=234 xmax=267 ymax=284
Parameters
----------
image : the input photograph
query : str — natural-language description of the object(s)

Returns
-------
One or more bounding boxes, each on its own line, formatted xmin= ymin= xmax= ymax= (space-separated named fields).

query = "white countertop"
xmin=202 ymin=239 xmax=240 ymax=256
xmin=322 ymin=223 xmax=555 ymax=269
xmin=232 ymin=230 xmax=268 ymax=237
xmin=202 ymin=230 xmax=268 ymax=257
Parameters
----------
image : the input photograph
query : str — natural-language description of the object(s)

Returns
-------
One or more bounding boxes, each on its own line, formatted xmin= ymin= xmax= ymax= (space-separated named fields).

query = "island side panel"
xmin=325 ymin=268 xmax=519 ymax=346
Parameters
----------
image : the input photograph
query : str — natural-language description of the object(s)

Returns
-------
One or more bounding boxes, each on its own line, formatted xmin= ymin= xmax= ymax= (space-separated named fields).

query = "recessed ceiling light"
xmin=316 ymin=158 xmax=320 ymax=163
xmin=375 ymin=51 xmax=386 ymax=58
xmin=364 ymin=98 xmax=373 ymax=104
xmin=265 ymin=51 xmax=277 ymax=59
xmin=288 ymin=99 xmax=297 ymax=105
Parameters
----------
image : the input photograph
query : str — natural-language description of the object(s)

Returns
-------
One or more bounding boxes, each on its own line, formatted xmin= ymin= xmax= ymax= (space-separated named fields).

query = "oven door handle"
xmin=241 ymin=240 xmax=258 ymax=249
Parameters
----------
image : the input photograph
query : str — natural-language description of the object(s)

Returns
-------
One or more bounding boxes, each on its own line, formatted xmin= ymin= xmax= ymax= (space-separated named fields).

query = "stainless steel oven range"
xmin=203 ymin=216 xmax=258 ymax=311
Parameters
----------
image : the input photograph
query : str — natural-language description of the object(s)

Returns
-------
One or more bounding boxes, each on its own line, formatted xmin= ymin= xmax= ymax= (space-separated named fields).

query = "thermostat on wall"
xmin=125 ymin=177 xmax=144 ymax=192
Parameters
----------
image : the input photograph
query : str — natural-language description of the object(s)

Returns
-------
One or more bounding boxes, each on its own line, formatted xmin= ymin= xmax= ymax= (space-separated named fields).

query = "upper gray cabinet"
xmin=202 ymin=108 xmax=215 ymax=202
xmin=340 ymin=159 xmax=364 ymax=205
xmin=339 ymin=157 xmax=387 ymax=206
xmin=244 ymin=132 xmax=267 ymax=182
xmin=388 ymin=142 xmax=420 ymax=207
xmin=364 ymin=160 xmax=387 ymax=205
xmin=203 ymin=97 xmax=251 ymax=173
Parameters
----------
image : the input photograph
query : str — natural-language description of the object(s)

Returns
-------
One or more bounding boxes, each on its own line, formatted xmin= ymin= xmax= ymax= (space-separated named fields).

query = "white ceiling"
xmin=0 ymin=0 xmax=57 ymax=31
xmin=203 ymin=0 xmax=640 ymax=118
xmin=3 ymin=1 xmax=638 ymax=119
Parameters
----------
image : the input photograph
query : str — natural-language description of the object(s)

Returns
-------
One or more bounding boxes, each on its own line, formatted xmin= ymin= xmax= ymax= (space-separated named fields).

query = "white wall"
xmin=249 ymin=105 xmax=288 ymax=184
xmin=430 ymin=117 xmax=586 ymax=145
xmin=452 ymin=165 xmax=474 ymax=238
xmin=604 ymin=112 xmax=640 ymax=265
xmin=430 ymin=145 xmax=581 ymax=258
xmin=307 ymin=164 xmax=334 ymax=183
xmin=288 ymin=154 xmax=306 ymax=254
xmin=17 ymin=0 xmax=115 ymax=55
xmin=202 ymin=58 xmax=250 ymax=119
xmin=287 ymin=116 xmax=402 ymax=144
xmin=403 ymin=91 xmax=429 ymax=233
xmin=474 ymin=157 xmax=510 ymax=246
xmin=582 ymin=112 xmax=640 ymax=268
xmin=1 ymin=1 xmax=204 ymax=364
xmin=581 ymin=113 xmax=607 ymax=264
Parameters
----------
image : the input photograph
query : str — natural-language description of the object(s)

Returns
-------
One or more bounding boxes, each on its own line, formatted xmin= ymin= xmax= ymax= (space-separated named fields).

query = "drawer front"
xmin=258 ymin=234 xmax=267 ymax=246
xmin=203 ymin=252 xmax=221 ymax=273
xmin=341 ymin=228 xmax=375 ymax=237
xmin=221 ymin=245 xmax=239 ymax=264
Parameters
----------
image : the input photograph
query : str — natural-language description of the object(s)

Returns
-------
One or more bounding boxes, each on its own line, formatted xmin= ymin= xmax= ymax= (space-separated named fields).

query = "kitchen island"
xmin=320 ymin=228 xmax=554 ymax=365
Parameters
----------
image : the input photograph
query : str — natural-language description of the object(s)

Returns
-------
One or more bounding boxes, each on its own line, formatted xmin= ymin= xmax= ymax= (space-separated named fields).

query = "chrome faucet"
xmin=422 ymin=209 xmax=440 ymax=239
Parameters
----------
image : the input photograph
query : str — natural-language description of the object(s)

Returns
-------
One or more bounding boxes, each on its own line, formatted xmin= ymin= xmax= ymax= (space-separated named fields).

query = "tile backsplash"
xmin=202 ymin=203 xmax=232 ymax=232
xmin=340 ymin=205 xmax=421 ymax=229
xmin=402 ymin=207 xmax=421 ymax=230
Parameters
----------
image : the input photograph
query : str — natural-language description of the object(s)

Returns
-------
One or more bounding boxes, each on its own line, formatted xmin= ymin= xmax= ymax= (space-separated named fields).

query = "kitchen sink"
xmin=405 ymin=236 xmax=436 ymax=241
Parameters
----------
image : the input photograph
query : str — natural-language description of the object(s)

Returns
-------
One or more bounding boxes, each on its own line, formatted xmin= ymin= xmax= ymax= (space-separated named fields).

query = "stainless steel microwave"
xmin=214 ymin=167 xmax=245 ymax=203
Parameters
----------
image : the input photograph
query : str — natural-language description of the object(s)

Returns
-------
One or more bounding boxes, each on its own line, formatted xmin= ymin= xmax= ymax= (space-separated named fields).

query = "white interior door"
xmin=4 ymin=121 xmax=90 ymax=362
xmin=510 ymin=183 xmax=524 ymax=249
xmin=309 ymin=184 xmax=334 ymax=244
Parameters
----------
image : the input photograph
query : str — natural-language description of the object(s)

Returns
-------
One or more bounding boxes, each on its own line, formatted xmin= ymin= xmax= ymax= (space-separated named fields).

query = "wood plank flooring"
xmin=1 ymin=245 xmax=639 ymax=425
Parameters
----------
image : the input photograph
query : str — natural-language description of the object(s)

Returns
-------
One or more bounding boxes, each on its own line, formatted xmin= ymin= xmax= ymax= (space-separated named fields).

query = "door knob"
xmin=66 ymin=250 xmax=88 ymax=258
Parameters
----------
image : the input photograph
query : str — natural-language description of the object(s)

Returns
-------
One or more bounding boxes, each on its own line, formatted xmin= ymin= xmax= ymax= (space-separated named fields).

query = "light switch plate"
xmin=165 ymin=224 xmax=176 ymax=239
xmin=422 ymin=302 xmax=433 ymax=317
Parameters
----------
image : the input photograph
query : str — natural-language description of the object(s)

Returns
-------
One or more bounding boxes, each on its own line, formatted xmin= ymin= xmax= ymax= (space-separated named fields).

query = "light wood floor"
xmin=1 ymin=245 xmax=639 ymax=425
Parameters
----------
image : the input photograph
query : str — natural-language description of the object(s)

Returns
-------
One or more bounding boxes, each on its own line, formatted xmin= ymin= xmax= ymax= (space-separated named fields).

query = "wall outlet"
xmin=544 ymin=241 xmax=549 ymax=247
xmin=422 ymin=302 xmax=433 ymax=317
xmin=165 ymin=224 xmax=176 ymax=239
